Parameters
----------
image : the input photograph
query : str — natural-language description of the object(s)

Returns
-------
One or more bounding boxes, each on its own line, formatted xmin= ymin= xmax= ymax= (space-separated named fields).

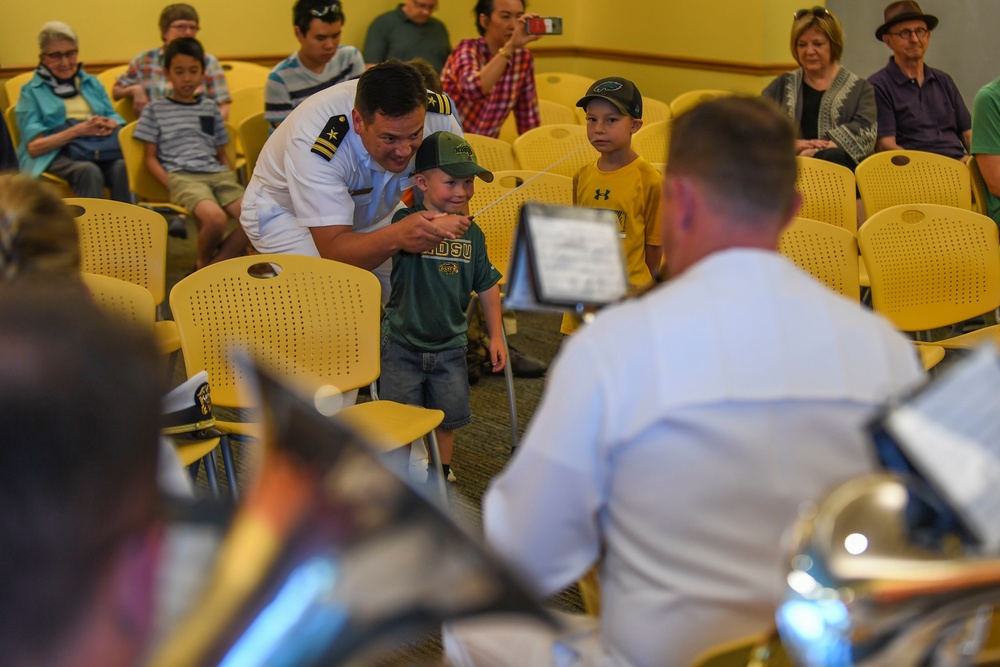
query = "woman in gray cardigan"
xmin=762 ymin=7 xmax=876 ymax=170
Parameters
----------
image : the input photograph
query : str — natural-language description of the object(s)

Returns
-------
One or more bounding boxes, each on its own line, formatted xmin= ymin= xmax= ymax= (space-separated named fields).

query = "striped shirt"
xmin=134 ymin=96 xmax=229 ymax=174
xmin=265 ymin=47 xmax=365 ymax=125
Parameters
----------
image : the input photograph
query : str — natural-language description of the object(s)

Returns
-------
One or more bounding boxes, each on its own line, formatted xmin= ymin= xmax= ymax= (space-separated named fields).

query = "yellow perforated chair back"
xmin=95 ymin=64 xmax=129 ymax=98
xmin=969 ymin=155 xmax=990 ymax=215
xmin=534 ymin=72 xmax=596 ymax=109
xmin=218 ymin=60 xmax=270 ymax=93
xmin=65 ymin=198 xmax=168 ymax=305
xmin=4 ymin=71 xmax=34 ymax=108
xmin=669 ymin=89 xmax=733 ymax=116
xmin=228 ymin=85 xmax=264 ymax=130
xmin=643 ymin=96 xmax=673 ymax=124
xmin=228 ymin=86 xmax=264 ymax=162
xmin=169 ymin=254 xmax=382 ymax=408
xmin=238 ymin=112 xmax=270 ymax=181
xmin=6 ymin=106 xmax=73 ymax=193
xmin=858 ymin=204 xmax=1000 ymax=331
xmin=779 ymin=217 xmax=860 ymax=299
xmin=4 ymin=106 xmax=20 ymax=148
xmin=81 ymin=272 xmax=156 ymax=332
xmin=465 ymin=133 xmax=518 ymax=172
xmin=796 ymin=156 xmax=857 ymax=233
xmin=633 ymin=119 xmax=670 ymax=164
xmin=119 ymin=121 xmax=174 ymax=204
xmin=856 ymin=150 xmax=972 ymax=217
xmin=512 ymin=124 xmax=598 ymax=178
xmin=538 ymin=98 xmax=577 ymax=126
xmin=114 ymin=96 xmax=138 ymax=123
xmin=469 ymin=170 xmax=573 ymax=281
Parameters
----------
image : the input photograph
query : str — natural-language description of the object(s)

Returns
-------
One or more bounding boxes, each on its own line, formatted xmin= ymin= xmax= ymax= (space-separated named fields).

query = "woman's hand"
xmin=795 ymin=139 xmax=833 ymax=156
xmin=73 ymin=116 xmax=110 ymax=138
xmin=507 ymin=13 xmax=544 ymax=51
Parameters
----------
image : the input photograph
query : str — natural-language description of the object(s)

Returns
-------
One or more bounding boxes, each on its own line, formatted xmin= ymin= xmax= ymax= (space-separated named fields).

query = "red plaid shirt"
xmin=441 ymin=38 xmax=540 ymax=139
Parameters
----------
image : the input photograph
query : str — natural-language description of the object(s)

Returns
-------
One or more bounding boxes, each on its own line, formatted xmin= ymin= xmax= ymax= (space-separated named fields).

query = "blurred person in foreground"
xmin=0 ymin=174 xmax=164 ymax=667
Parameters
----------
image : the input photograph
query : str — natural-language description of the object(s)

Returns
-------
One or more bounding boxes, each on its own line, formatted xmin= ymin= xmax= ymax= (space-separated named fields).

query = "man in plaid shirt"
xmin=441 ymin=0 xmax=544 ymax=138
xmin=113 ymin=3 xmax=231 ymax=120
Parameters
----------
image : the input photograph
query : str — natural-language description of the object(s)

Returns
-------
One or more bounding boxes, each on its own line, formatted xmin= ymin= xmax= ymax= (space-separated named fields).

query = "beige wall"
xmin=1 ymin=0 xmax=807 ymax=106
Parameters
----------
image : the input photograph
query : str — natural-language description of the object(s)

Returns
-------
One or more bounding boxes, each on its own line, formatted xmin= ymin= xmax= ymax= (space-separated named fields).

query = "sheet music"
xmin=884 ymin=345 xmax=1000 ymax=548
xmin=528 ymin=213 xmax=628 ymax=306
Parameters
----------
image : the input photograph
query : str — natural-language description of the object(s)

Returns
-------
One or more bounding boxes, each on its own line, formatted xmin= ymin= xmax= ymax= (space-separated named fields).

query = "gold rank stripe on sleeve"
xmin=427 ymin=92 xmax=453 ymax=116
xmin=311 ymin=115 xmax=349 ymax=161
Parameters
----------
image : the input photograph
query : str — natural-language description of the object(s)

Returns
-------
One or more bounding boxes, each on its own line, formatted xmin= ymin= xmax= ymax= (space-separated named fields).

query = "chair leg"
xmin=219 ymin=434 xmax=239 ymax=501
xmin=467 ymin=292 xmax=519 ymax=451
xmin=424 ymin=430 xmax=449 ymax=505
xmin=499 ymin=321 xmax=519 ymax=451
xmin=202 ymin=452 xmax=221 ymax=497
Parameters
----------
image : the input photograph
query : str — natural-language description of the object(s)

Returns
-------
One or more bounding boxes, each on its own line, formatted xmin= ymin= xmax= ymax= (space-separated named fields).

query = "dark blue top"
xmin=869 ymin=57 xmax=971 ymax=159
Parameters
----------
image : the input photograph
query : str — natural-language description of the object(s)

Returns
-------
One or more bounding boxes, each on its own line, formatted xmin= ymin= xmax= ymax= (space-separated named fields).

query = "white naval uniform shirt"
xmin=480 ymin=249 xmax=925 ymax=667
xmin=241 ymin=78 xmax=463 ymax=257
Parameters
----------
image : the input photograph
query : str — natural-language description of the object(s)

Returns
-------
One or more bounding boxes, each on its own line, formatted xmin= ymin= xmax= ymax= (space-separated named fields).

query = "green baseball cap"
xmin=415 ymin=131 xmax=494 ymax=182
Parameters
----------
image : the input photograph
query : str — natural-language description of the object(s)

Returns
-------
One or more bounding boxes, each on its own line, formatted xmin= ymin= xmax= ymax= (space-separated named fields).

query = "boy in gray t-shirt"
xmin=134 ymin=37 xmax=247 ymax=270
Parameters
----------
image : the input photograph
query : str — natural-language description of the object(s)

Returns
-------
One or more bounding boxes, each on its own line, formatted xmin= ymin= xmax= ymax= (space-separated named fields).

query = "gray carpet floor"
xmin=164 ymin=218 xmax=583 ymax=665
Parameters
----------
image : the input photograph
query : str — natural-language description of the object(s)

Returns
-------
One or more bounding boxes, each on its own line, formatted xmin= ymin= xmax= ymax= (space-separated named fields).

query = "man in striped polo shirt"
xmin=265 ymin=0 xmax=365 ymax=128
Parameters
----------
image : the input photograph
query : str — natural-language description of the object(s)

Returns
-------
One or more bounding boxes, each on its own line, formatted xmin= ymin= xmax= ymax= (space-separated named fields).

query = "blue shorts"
xmin=379 ymin=336 xmax=471 ymax=430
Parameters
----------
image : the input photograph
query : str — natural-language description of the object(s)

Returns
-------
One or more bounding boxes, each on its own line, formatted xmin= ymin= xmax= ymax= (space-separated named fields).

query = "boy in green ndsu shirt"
xmin=380 ymin=131 xmax=506 ymax=482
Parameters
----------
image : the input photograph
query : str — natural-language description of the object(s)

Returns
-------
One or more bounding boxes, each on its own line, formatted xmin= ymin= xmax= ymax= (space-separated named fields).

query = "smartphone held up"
xmin=524 ymin=16 xmax=563 ymax=34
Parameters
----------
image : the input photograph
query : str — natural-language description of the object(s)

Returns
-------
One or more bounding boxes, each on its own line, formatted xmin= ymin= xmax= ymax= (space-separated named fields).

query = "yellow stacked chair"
xmin=238 ymin=111 xmax=270 ymax=182
xmin=4 ymin=105 xmax=73 ymax=194
xmin=856 ymin=149 xmax=972 ymax=218
xmin=512 ymin=124 xmax=599 ymax=178
xmin=632 ymin=119 xmax=670 ymax=164
xmin=169 ymin=254 xmax=450 ymax=499
xmin=464 ymin=132 xmax=518 ymax=172
xmin=65 ymin=197 xmax=180 ymax=357
xmin=859 ymin=203 xmax=1000 ymax=351
xmin=534 ymin=71 xmax=597 ymax=109
xmin=218 ymin=60 xmax=270 ymax=92
xmin=537 ymin=98 xmax=578 ymax=126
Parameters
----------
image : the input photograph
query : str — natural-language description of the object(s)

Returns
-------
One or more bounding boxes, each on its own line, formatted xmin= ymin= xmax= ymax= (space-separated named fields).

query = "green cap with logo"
xmin=415 ymin=131 xmax=494 ymax=182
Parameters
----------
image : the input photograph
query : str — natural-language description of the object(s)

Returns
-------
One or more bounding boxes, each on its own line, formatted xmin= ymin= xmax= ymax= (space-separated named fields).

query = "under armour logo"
xmin=595 ymin=189 xmax=610 ymax=201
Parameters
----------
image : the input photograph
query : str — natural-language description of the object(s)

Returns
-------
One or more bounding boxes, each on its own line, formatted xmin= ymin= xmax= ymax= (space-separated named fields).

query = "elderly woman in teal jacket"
xmin=15 ymin=21 xmax=128 ymax=201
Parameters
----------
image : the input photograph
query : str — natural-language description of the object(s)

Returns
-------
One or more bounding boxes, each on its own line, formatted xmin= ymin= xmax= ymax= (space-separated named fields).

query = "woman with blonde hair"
xmin=762 ymin=7 xmax=876 ymax=169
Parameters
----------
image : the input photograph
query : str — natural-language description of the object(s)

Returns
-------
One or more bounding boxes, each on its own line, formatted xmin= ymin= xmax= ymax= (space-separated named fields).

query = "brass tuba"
xmin=776 ymin=474 xmax=997 ymax=667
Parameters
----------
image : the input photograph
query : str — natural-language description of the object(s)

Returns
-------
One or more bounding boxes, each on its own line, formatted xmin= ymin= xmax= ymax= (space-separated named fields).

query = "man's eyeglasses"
xmin=168 ymin=21 xmax=200 ymax=33
xmin=794 ymin=7 xmax=830 ymax=20
xmin=887 ymin=27 xmax=929 ymax=40
xmin=309 ymin=3 xmax=342 ymax=18
xmin=42 ymin=49 xmax=79 ymax=62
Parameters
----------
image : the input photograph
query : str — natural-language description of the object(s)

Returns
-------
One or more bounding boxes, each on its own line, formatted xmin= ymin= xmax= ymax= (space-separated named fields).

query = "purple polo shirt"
xmin=869 ymin=57 xmax=971 ymax=159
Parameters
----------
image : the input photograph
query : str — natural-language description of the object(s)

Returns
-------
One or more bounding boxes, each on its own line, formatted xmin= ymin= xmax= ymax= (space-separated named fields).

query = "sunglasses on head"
xmin=309 ymin=2 xmax=342 ymax=18
xmin=794 ymin=7 xmax=830 ymax=20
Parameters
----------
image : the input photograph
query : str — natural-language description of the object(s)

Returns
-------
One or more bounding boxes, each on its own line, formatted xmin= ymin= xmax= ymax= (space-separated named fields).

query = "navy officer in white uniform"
xmin=241 ymin=60 xmax=466 ymax=294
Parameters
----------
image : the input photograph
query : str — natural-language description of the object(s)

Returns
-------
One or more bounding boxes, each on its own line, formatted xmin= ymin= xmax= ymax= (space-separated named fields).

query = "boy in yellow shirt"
xmin=561 ymin=76 xmax=662 ymax=334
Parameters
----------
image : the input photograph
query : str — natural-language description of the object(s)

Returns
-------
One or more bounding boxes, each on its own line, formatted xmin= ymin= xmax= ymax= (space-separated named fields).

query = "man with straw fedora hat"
xmin=869 ymin=1 xmax=972 ymax=161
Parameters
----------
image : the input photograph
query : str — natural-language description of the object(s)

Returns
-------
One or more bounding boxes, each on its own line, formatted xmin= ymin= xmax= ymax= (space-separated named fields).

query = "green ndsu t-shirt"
xmin=381 ymin=205 xmax=502 ymax=352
